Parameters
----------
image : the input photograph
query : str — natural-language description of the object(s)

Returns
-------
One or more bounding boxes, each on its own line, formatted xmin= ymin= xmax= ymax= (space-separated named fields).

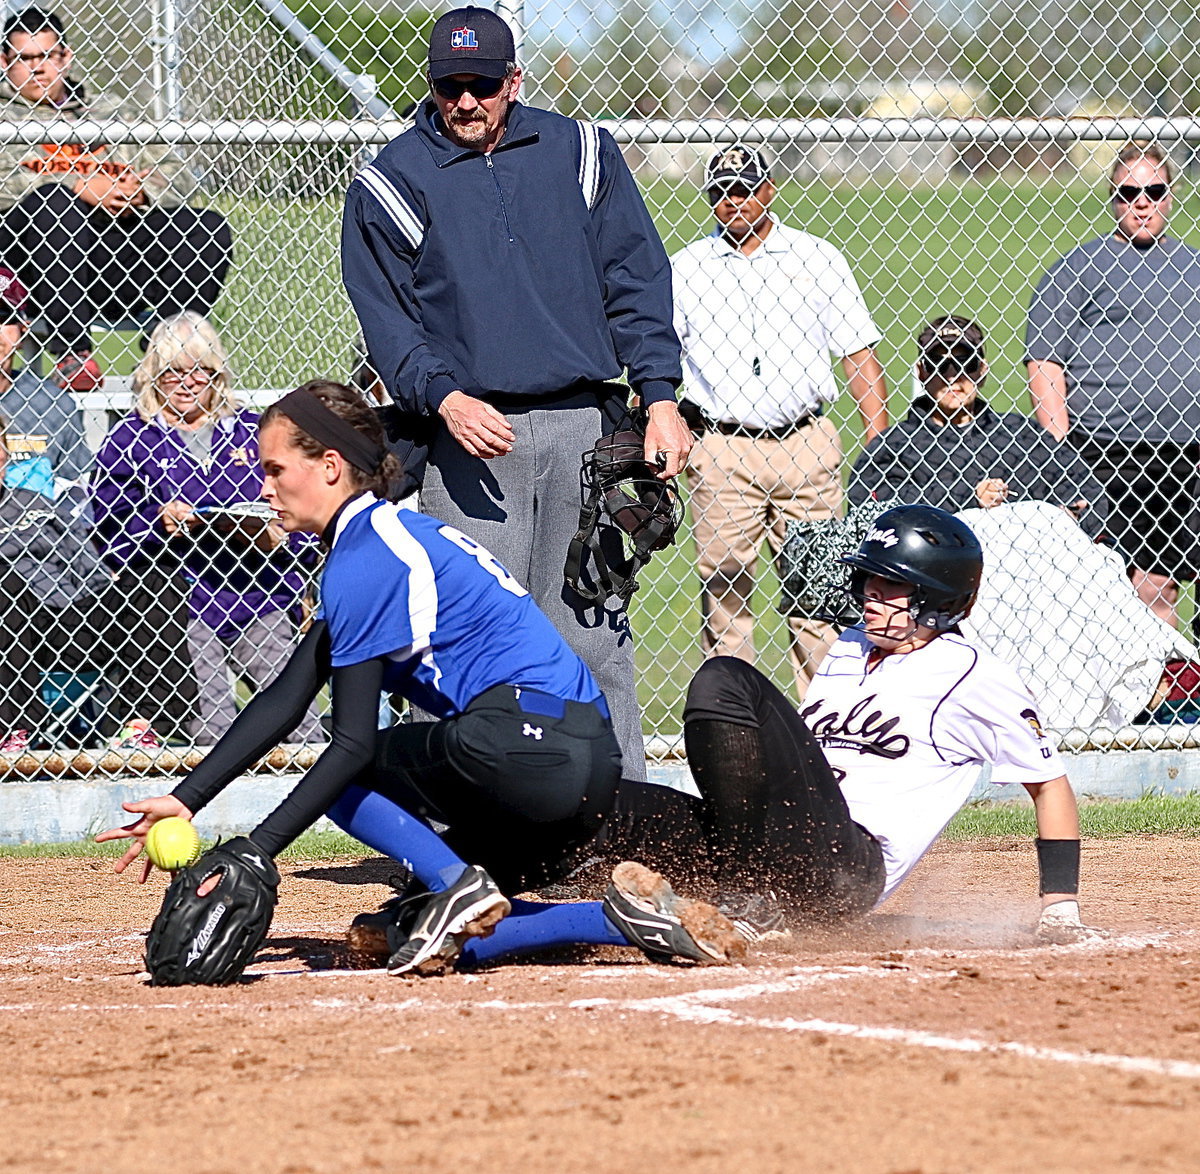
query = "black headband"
xmin=273 ymin=387 xmax=385 ymax=475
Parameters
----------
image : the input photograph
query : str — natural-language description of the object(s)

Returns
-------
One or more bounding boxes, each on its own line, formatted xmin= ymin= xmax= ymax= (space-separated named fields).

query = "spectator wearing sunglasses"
xmin=851 ymin=316 xmax=1107 ymax=535
xmin=341 ymin=7 xmax=689 ymax=786
xmin=1025 ymin=143 xmax=1200 ymax=628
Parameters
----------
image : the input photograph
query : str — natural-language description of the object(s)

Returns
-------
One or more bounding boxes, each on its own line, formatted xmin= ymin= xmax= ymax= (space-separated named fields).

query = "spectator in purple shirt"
xmin=91 ymin=313 xmax=325 ymax=743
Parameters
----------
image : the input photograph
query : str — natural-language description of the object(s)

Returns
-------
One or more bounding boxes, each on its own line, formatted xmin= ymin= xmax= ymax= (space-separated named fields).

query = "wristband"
xmin=1036 ymin=838 xmax=1080 ymax=895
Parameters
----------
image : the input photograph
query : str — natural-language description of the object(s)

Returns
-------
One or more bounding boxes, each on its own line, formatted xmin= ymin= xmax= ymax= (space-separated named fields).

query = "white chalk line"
xmin=650 ymin=1003 xmax=1200 ymax=1081
xmin=2 ymin=933 xmax=1200 ymax=1082
xmin=2 ymin=978 xmax=1198 ymax=1082
xmin=483 ymin=965 xmax=1200 ymax=1081
xmin=1 ymin=963 xmax=1199 ymax=1082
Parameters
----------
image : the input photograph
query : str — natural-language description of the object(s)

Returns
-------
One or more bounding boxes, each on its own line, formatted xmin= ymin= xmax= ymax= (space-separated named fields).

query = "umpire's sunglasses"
xmin=1113 ymin=183 xmax=1170 ymax=204
xmin=432 ymin=76 xmax=506 ymax=101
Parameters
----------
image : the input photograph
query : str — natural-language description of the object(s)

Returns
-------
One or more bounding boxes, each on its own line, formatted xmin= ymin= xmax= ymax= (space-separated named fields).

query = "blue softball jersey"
xmin=318 ymin=493 xmax=601 ymax=717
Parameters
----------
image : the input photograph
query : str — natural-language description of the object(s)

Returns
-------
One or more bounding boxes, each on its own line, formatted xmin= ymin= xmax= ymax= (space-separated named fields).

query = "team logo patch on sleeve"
xmin=1021 ymin=707 xmax=1053 ymax=758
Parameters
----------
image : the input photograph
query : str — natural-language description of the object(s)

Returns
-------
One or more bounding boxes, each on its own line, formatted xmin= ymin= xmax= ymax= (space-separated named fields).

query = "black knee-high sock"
xmin=684 ymin=718 xmax=772 ymax=892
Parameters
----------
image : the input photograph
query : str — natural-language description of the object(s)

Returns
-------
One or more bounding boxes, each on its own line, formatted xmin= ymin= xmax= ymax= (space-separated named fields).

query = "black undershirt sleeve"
xmin=171 ymin=619 xmax=389 ymax=858
xmin=249 ymin=656 xmax=384 ymax=856
xmin=172 ymin=621 xmax=332 ymax=814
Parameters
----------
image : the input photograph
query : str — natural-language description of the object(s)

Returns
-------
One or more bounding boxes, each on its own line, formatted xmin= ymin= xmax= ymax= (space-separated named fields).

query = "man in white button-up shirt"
xmin=672 ymin=145 xmax=888 ymax=694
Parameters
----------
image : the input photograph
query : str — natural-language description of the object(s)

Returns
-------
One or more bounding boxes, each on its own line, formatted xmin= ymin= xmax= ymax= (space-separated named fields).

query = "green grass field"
xmin=92 ymin=173 xmax=1200 ymax=734
xmin=4 ymin=792 xmax=1199 ymax=859
xmin=942 ymin=791 xmax=1200 ymax=840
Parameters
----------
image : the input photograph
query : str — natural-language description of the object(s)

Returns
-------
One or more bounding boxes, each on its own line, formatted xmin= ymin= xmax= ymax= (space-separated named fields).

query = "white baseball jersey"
xmin=801 ymin=627 xmax=1065 ymax=901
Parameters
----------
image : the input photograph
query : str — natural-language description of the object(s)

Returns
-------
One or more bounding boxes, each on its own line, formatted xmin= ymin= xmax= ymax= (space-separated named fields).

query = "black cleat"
xmin=346 ymin=872 xmax=429 ymax=963
xmin=386 ymin=865 xmax=510 ymax=977
xmin=603 ymin=861 xmax=745 ymax=964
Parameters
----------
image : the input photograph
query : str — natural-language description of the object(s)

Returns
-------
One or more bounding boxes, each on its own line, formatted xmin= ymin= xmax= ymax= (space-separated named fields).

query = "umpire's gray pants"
xmin=186 ymin=611 xmax=325 ymax=745
xmin=421 ymin=402 xmax=647 ymax=782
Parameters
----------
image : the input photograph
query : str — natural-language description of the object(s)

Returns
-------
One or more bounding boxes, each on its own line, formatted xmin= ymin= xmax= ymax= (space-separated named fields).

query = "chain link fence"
xmin=1 ymin=0 xmax=1198 ymax=779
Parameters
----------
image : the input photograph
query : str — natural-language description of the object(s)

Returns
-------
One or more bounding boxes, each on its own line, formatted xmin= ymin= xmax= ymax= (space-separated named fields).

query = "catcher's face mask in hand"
xmin=565 ymin=428 xmax=682 ymax=606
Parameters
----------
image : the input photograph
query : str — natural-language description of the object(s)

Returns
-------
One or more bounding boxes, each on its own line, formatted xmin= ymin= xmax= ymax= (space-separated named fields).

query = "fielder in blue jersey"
xmin=98 ymin=380 xmax=743 ymax=976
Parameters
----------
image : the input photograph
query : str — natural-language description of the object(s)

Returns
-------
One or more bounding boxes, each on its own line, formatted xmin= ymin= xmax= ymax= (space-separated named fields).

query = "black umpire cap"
xmin=705 ymin=144 xmax=771 ymax=195
xmin=428 ymin=7 xmax=515 ymax=80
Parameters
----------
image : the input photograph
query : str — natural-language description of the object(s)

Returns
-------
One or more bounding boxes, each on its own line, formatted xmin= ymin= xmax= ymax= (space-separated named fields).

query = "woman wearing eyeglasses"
xmin=91 ymin=312 xmax=324 ymax=745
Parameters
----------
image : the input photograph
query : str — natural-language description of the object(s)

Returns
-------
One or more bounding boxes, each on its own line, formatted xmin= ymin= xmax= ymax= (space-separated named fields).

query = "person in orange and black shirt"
xmin=0 ymin=7 xmax=231 ymax=390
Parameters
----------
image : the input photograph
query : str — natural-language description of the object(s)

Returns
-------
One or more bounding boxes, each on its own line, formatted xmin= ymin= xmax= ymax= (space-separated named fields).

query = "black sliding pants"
xmin=609 ymin=657 xmax=886 ymax=923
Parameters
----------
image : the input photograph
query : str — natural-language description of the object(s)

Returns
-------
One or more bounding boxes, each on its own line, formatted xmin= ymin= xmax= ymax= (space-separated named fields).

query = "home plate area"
xmin=2 ymin=837 xmax=1200 ymax=1173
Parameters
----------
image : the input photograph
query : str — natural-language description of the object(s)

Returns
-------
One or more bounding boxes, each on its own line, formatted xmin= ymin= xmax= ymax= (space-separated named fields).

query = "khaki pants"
xmin=686 ymin=418 xmax=844 ymax=696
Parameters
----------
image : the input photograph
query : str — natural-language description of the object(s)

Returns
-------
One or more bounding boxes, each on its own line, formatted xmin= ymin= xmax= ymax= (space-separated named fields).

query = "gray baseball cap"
xmin=428 ymin=7 xmax=515 ymax=80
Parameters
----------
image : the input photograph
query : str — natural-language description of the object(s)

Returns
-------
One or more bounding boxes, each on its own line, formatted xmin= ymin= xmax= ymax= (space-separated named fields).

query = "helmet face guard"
xmin=588 ymin=431 xmax=681 ymax=555
xmin=839 ymin=506 xmax=983 ymax=633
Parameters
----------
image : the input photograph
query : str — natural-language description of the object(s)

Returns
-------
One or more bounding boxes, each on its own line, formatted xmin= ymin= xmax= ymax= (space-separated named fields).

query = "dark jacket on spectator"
xmin=849 ymin=394 xmax=1110 ymax=538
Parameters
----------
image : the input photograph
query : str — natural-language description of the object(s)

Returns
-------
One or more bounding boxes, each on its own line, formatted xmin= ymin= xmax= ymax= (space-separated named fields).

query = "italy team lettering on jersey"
xmin=802 ymin=627 xmax=1065 ymax=900
xmin=318 ymin=493 xmax=601 ymax=717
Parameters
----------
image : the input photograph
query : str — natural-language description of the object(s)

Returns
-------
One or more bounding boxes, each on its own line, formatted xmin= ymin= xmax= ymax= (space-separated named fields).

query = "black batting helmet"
xmin=839 ymin=504 xmax=983 ymax=632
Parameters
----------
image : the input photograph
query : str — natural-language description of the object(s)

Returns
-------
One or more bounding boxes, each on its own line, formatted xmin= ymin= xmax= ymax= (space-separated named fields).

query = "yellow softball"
xmin=145 ymin=817 xmax=202 ymax=872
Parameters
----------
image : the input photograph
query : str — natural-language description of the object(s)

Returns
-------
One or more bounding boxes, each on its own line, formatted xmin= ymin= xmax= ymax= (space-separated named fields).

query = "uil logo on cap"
xmin=429 ymin=8 xmax=515 ymax=79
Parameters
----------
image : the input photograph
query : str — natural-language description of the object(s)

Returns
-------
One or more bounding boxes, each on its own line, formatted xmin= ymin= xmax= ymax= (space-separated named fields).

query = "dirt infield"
xmin=3 ymin=836 xmax=1199 ymax=1174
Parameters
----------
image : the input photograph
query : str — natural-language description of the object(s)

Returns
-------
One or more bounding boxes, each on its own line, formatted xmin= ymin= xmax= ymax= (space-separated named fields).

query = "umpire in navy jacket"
xmin=341 ymin=7 xmax=690 ymax=783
